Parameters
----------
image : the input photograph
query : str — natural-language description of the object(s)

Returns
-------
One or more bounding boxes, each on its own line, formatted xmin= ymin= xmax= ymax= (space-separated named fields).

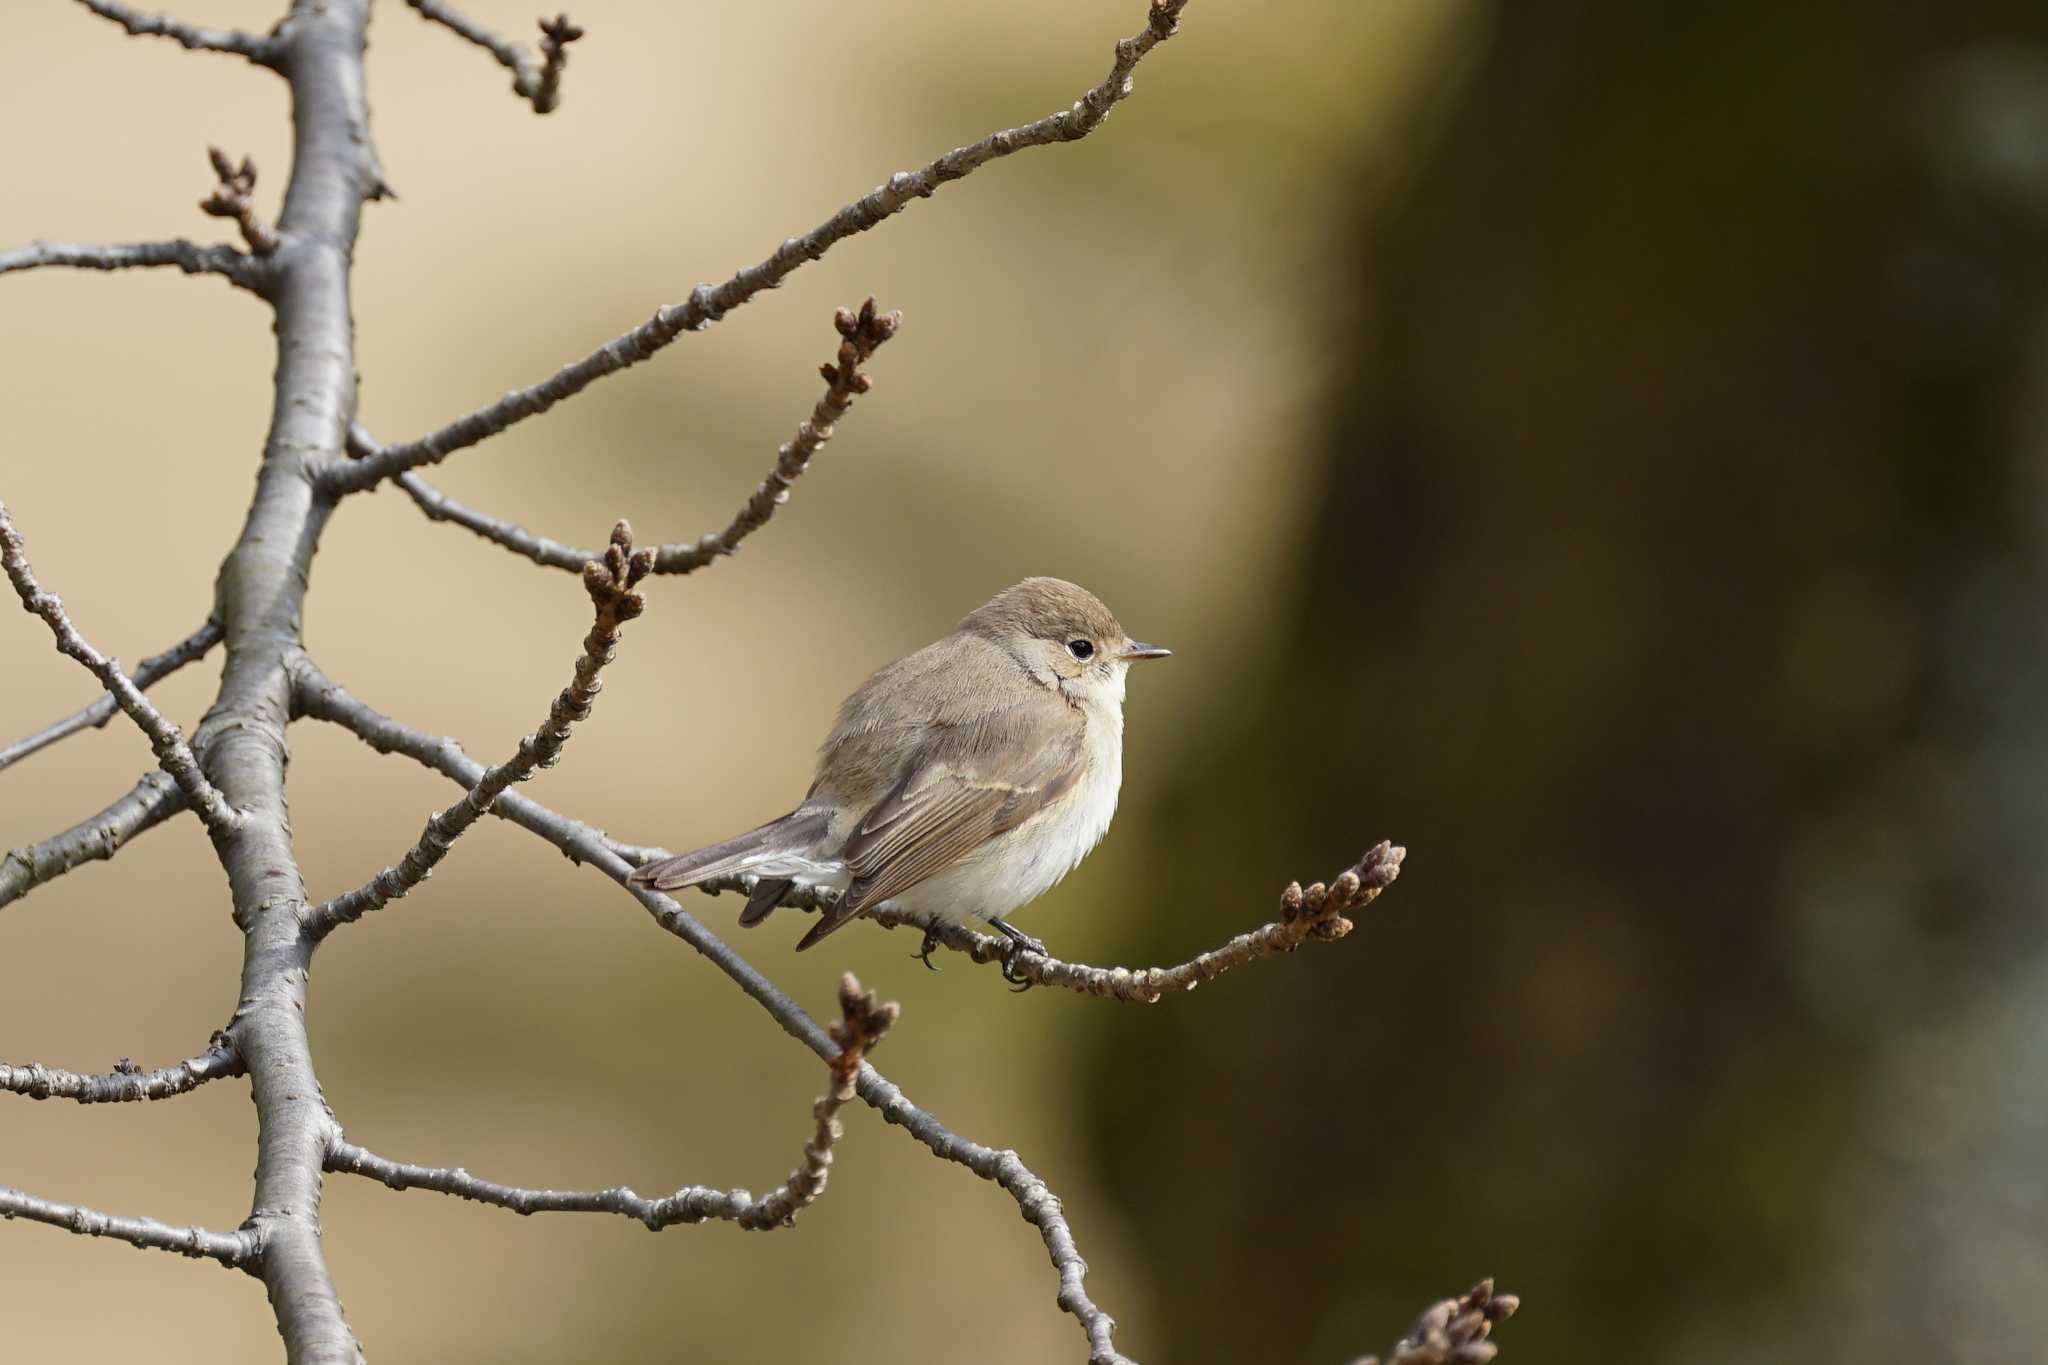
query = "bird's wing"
xmin=795 ymin=702 xmax=1085 ymax=950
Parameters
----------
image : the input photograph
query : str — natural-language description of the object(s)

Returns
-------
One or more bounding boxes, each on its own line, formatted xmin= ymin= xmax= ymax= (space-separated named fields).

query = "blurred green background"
xmin=5 ymin=1 xmax=2048 ymax=1361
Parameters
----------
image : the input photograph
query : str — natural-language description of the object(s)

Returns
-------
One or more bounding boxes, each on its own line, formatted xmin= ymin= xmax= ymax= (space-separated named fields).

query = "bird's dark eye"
xmin=1067 ymin=639 xmax=1095 ymax=660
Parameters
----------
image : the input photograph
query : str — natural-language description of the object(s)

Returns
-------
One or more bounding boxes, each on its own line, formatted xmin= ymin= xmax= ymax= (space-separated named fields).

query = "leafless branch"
xmin=608 ymin=841 xmax=1405 ymax=1001
xmin=1 ymin=1037 xmax=241 ymax=1103
xmin=290 ymin=659 xmax=1139 ymax=1364
xmin=0 ymin=1184 xmax=258 ymax=1270
xmin=0 ymin=502 xmax=239 ymax=836
xmin=71 ymin=0 xmax=279 ymax=65
xmin=328 ymin=973 xmax=896 ymax=1229
xmin=0 ymin=239 xmax=271 ymax=293
xmin=324 ymin=0 xmax=1190 ymax=494
xmin=304 ymin=523 xmax=649 ymax=939
xmin=0 ymin=617 xmax=222 ymax=773
xmin=0 ymin=770 xmax=186 ymax=912
xmin=199 ymin=148 xmax=279 ymax=256
xmin=1354 ymin=1280 xmax=1521 ymax=1365
xmin=360 ymin=302 xmax=901 ymax=576
xmin=404 ymin=4 xmax=583 ymax=114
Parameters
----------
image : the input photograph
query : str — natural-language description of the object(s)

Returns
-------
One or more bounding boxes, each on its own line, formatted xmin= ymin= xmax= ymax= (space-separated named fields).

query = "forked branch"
xmin=363 ymin=301 xmax=901 ymax=575
xmin=325 ymin=0 xmax=1190 ymax=493
xmin=405 ymin=4 xmax=583 ymax=114
xmin=0 ymin=502 xmax=239 ymax=835
xmin=303 ymin=521 xmax=652 ymax=938
xmin=199 ymin=149 xmax=279 ymax=256
xmin=327 ymin=973 xmax=896 ymax=1230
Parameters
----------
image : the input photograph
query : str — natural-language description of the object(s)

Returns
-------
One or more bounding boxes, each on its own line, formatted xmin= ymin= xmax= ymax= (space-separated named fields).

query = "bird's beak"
xmin=1119 ymin=641 xmax=1172 ymax=662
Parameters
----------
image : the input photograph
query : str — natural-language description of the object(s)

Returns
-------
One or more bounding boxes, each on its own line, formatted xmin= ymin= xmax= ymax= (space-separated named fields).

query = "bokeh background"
xmin=5 ymin=1 xmax=2048 ymax=1360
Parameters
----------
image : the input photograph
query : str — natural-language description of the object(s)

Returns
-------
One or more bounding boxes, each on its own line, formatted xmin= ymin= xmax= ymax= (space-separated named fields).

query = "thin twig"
xmin=71 ymin=0 xmax=279 ymax=65
xmin=0 ymin=771 xmax=187 ymax=911
xmin=290 ymin=659 xmax=1137 ymax=1364
xmin=607 ymin=841 xmax=1405 ymax=1002
xmin=1354 ymin=1280 xmax=1521 ymax=1365
xmin=404 ymin=4 xmax=583 ymax=113
xmin=328 ymin=973 xmax=896 ymax=1230
xmin=1 ymin=1037 xmax=242 ymax=1104
xmin=360 ymin=302 xmax=900 ymax=575
xmin=0 ymin=240 xmax=271 ymax=294
xmin=302 ymin=522 xmax=652 ymax=938
xmin=199 ymin=149 xmax=279 ymax=256
xmin=0 ymin=1185 xmax=258 ymax=1270
xmin=0 ymin=617 xmax=223 ymax=773
xmin=324 ymin=0 xmax=1191 ymax=494
xmin=0 ymin=502 xmax=239 ymax=836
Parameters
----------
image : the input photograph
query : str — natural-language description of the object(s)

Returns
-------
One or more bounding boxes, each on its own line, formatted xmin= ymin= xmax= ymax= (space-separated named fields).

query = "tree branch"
xmin=1 ymin=1037 xmax=242 ymax=1103
xmin=359 ymin=301 xmax=901 ymax=576
xmin=0 ymin=502 xmax=240 ymax=836
xmin=71 ymin=0 xmax=280 ymax=65
xmin=327 ymin=973 xmax=895 ymax=1229
xmin=404 ymin=3 xmax=583 ymax=114
xmin=1355 ymin=1279 xmax=1520 ymax=1365
xmin=0 ymin=617 xmax=222 ymax=773
xmin=0 ymin=770 xmax=187 ymax=912
xmin=604 ymin=841 xmax=1404 ymax=1001
xmin=0 ymin=239 xmax=272 ymax=293
xmin=0 ymin=1184 xmax=258 ymax=1270
xmin=200 ymin=148 xmax=280 ymax=256
xmin=303 ymin=522 xmax=651 ymax=940
xmin=290 ymin=659 xmax=1139 ymax=1364
xmin=323 ymin=0 xmax=1191 ymax=494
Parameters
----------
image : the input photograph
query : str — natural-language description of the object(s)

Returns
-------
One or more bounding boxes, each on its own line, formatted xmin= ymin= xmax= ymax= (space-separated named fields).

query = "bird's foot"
xmin=914 ymin=924 xmax=944 ymax=972
xmin=987 ymin=917 xmax=1046 ymax=993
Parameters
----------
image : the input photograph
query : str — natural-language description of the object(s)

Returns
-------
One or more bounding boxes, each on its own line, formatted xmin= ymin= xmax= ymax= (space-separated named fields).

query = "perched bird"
xmin=628 ymin=577 xmax=1170 ymax=976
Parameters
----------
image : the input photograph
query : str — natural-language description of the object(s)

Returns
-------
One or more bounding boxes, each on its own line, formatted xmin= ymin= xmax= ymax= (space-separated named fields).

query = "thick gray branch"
xmin=304 ymin=524 xmax=650 ymax=938
xmin=403 ymin=3 xmax=581 ymax=113
xmin=72 ymin=0 xmax=279 ymax=64
xmin=291 ymin=660 xmax=1136 ymax=1363
xmin=0 ymin=1185 xmax=258 ymax=1270
xmin=0 ymin=503 xmax=240 ymax=835
xmin=323 ymin=0 xmax=1190 ymax=494
xmin=0 ymin=770 xmax=186 ymax=912
xmin=0 ymin=239 xmax=272 ymax=293
xmin=0 ymin=617 xmax=222 ymax=773
xmin=1 ymin=1039 xmax=242 ymax=1103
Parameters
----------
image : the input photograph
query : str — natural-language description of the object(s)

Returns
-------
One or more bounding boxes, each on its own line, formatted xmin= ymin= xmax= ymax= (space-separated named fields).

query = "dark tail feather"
xmin=738 ymin=877 xmax=793 ymax=927
xmin=795 ymin=879 xmax=874 ymax=951
xmin=626 ymin=811 xmax=827 ymax=892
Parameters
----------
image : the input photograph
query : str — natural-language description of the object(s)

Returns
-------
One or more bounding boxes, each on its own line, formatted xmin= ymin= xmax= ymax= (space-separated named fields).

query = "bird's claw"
xmin=988 ymin=917 xmax=1045 ymax=993
xmin=914 ymin=924 xmax=944 ymax=972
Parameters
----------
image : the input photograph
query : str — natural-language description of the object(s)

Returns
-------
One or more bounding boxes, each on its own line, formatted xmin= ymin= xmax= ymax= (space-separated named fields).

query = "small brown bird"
xmin=628 ymin=578 xmax=1169 ymax=971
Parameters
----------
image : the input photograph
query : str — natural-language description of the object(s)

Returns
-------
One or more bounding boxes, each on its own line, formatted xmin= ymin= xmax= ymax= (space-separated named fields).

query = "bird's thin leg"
xmin=986 ymin=917 xmax=1046 ymax=992
xmin=914 ymin=923 xmax=945 ymax=972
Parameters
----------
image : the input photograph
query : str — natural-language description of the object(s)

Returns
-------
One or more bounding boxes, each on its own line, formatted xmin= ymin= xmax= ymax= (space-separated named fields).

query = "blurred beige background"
xmin=1 ymin=2 xmax=1470 ymax=1360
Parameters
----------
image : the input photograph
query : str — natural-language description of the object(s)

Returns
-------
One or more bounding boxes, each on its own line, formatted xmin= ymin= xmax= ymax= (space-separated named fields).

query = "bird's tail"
xmin=625 ymin=811 xmax=831 ymax=908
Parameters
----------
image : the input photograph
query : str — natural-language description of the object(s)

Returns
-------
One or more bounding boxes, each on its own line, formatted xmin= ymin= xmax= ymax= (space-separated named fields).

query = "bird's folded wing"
xmin=796 ymin=708 xmax=1084 ymax=949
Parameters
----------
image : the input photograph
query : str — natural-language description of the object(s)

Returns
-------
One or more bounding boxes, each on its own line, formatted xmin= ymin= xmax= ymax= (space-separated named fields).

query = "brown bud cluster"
xmin=581 ymin=519 xmax=655 ymax=623
xmin=828 ymin=972 xmax=901 ymax=1081
xmin=199 ymin=147 xmax=278 ymax=255
xmin=820 ymin=298 xmax=903 ymax=393
xmin=1279 ymin=841 xmax=1405 ymax=940
xmin=1353 ymin=1278 xmax=1519 ymax=1365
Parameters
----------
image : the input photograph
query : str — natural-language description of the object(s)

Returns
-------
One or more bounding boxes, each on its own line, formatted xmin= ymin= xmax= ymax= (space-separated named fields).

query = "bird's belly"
xmin=897 ymin=761 xmax=1121 ymax=925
